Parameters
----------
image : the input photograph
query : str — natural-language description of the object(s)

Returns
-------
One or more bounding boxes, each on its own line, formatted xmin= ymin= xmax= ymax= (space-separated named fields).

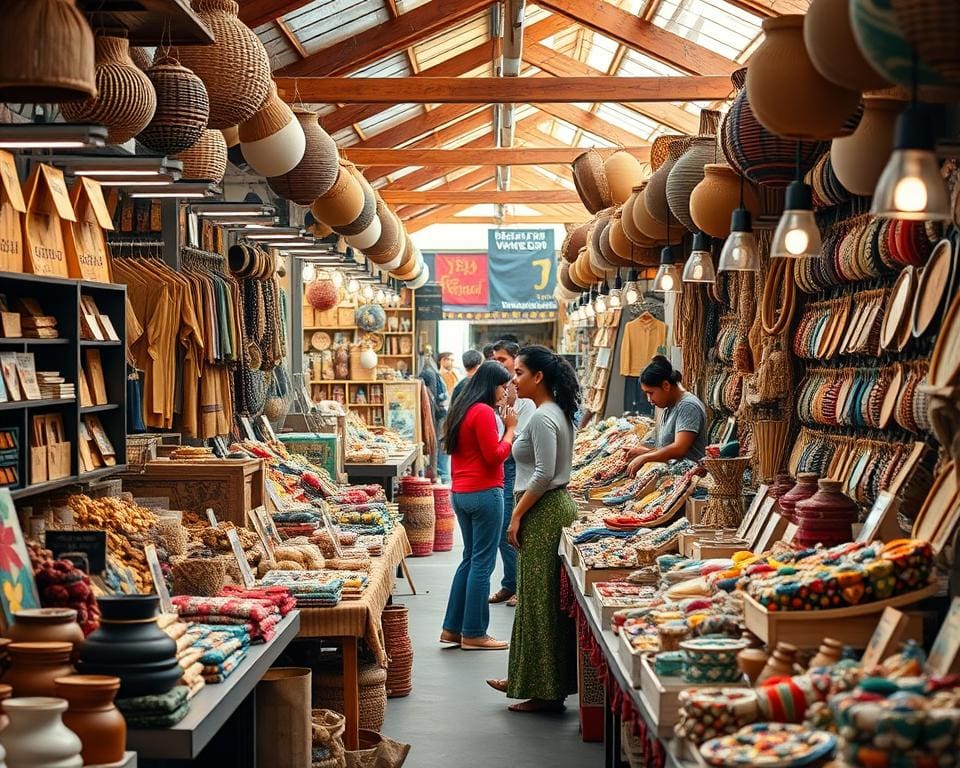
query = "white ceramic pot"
xmin=359 ymin=348 xmax=378 ymax=369
xmin=405 ymin=263 xmax=430 ymax=289
xmin=346 ymin=216 xmax=382 ymax=251
xmin=1 ymin=697 xmax=81 ymax=768
xmin=240 ymin=117 xmax=306 ymax=177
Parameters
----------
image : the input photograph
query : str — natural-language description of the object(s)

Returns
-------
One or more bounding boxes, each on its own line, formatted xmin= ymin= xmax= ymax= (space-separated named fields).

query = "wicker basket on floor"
xmin=432 ymin=484 xmax=454 ymax=552
xmin=313 ymin=662 xmax=387 ymax=732
xmin=399 ymin=477 xmax=435 ymax=557
xmin=312 ymin=709 xmax=346 ymax=768
xmin=381 ymin=605 xmax=413 ymax=698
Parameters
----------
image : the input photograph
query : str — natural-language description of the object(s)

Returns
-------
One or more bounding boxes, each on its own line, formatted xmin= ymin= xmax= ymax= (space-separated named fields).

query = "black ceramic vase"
xmin=77 ymin=595 xmax=180 ymax=697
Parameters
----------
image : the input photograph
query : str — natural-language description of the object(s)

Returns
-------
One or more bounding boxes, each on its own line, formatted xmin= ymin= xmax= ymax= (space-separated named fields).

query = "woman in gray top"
xmin=486 ymin=346 xmax=580 ymax=713
xmin=627 ymin=355 xmax=707 ymax=476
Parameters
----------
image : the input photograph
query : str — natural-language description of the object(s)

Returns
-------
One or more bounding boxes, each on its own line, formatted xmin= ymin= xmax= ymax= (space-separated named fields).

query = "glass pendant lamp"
xmin=682 ymin=231 xmax=716 ymax=283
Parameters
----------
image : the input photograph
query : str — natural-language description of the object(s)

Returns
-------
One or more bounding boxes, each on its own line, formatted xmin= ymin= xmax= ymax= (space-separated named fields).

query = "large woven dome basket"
xmin=573 ymin=149 xmax=612 ymax=213
xmin=138 ymin=55 xmax=210 ymax=155
xmin=0 ymin=0 xmax=96 ymax=103
xmin=175 ymin=128 xmax=228 ymax=182
xmin=267 ymin=109 xmax=339 ymax=204
xmin=363 ymin=200 xmax=400 ymax=260
xmin=60 ymin=32 xmax=158 ymax=144
xmin=175 ymin=0 xmax=271 ymax=129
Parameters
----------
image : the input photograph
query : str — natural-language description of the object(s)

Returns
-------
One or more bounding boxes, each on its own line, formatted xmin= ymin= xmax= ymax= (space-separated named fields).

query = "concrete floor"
xmin=381 ymin=539 xmax=602 ymax=768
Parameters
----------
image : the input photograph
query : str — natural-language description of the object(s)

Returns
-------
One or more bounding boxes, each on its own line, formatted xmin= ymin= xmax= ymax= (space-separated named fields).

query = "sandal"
xmin=508 ymin=699 xmax=566 ymax=713
xmin=461 ymin=635 xmax=509 ymax=651
xmin=439 ymin=630 xmax=461 ymax=645
xmin=486 ymin=679 xmax=509 ymax=693
xmin=506 ymin=595 xmax=518 ymax=607
xmin=489 ymin=588 xmax=515 ymax=604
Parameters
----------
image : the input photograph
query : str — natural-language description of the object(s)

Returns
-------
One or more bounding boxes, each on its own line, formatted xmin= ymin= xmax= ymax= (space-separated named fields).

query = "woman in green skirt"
xmin=486 ymin=345 xmax=580 ymax=713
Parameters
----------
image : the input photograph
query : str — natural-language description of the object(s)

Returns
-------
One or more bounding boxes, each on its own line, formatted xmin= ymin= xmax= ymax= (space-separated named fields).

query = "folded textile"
xmin=180 ymin=614 xmax=278 ymax=643
xmin=164 ymin=620 xmax=189 ymax=643
xmin=179 ymin=648 xmax=203 ymax=669
xmin=172 ymin=595 xmax=279 ymax=622
xmin=199 ymin=637 xmax=244 ymax=666
xmin=187 ymin=624 xmax=251 ymax=642
xmin=574 ymin=527 xmax=637 ymax=544
xmin=202 ymin=648 xmax=247 ymax=683
xmin=186 ymin=627 xmax=251 ymax=651
xmin=187 ymin=677 xmax=205 ymax=700
xmin=218 ymin=585 xmax=297 ymax=616
xmin=123 ymin=702 xmax=190 ymax=728
xmin=116 ymin=686 xmax=189 ymax=716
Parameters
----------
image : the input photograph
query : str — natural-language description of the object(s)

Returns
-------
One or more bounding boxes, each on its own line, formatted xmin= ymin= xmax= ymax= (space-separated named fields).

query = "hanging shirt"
xmin=619 ymin=313 xmax=668 ymax=377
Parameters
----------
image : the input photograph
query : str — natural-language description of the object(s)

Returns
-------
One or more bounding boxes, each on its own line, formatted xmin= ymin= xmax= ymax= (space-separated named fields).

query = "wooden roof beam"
xmin=277 ymin=76 xmax=732 ymax=103
xmin=239 ymin=0 xmax=311 ymax=28
xmin=532 ymin=102 xmax=647 ymax=148
xmin=352 ymin=105 xmax=492 ymax=149
xmin=392 ymin=166 xmax=494 ymax=218
xmin=382 ymin=189 xmax=582 ymax=204
xmin=347 ymin=146 xmax=650 ymax=166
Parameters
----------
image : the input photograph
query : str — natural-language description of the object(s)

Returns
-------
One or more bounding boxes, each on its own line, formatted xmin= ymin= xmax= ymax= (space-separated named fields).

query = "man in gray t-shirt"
xmin=627 ymin=391 xmax=707 ymax=475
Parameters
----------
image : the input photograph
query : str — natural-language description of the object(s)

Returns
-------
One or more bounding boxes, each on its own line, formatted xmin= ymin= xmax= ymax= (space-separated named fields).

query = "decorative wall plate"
xmin=878 ymin=364 xmax=903 ymax=429
xmin=930 ymin=288 xmax=960 ymax=388
xmin=881 ymin=266 xmax=916 ymax=351
xmin=311 ymin=331 xmax=331 ymax=351
xmin=912 ymin=460 xmax=958 ymax=548
xmin=912 ymin=239 xmax=952 ymax=338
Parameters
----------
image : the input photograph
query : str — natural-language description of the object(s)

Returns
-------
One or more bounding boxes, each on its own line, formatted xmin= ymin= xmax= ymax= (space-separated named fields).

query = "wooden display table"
xmin=344 ymin=447 xmax=417 ymax=500
xmin=119 ymin=458 xmax=266 ymax=526
xmin=296 ymin=527 xmax=412 ymax=750
xmin=127 ymin=611 xmax=301 ymax=767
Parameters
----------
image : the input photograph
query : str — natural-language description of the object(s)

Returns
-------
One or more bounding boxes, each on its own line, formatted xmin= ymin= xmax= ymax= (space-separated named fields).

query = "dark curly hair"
xmin=518 ymin=346 xmax=580 ymax=423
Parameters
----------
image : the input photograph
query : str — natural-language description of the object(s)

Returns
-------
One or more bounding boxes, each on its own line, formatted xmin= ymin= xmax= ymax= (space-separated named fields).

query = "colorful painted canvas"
xmin=0 ymin=488 xmax=39 ymax=628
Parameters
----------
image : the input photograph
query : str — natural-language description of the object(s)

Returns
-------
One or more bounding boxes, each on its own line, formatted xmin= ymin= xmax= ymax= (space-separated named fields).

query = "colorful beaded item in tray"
xmin=700 ymin=723 xmax=837 ymax=767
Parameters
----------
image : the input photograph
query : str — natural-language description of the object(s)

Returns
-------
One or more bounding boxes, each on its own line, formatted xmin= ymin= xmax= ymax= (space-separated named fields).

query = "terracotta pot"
xmin=1 ymin=696 xmax=82 ymax=768
xmin=689 ymin=163 xmax=761 ymax=239
xmin=769 ymin=472 xmax=797 ymax=500
xmin=777 ymin=472 xmax=819 ymax=524
xmin=737 ymin=647 xmax=769 ymax=685
xmin=794 ymin=479 xmax=858 ymax=548
xmin=747 ymin=15 xmax=862 ymax=139
xmin=644 ymin=143 xmax=683 ymax=227
xmin=830 ymin=95 xmax=903 ymax=196
xmin=311 ymin=165 xmax=365 ymax=228
xmin=667 ymin=136 xmax=719 ymax=232
xmin=604 ymin=151 xmax=644 ymax=205
xmin=808 ymin=638 xmax=844 ymax=670
xmin=756 ymin=642 xmax=798 ymax=685
xmin=803 ymin=0 xmax=891 ymax=91
xmin=621 ymin=187 xmax=657 ymax=247
xmin=54 ymin=675 xmax=125 ymax=766
xmin=7 ymin=610 xmax=84 ymax=655
xmin=4 ymin=643 xmax=74 ymax=697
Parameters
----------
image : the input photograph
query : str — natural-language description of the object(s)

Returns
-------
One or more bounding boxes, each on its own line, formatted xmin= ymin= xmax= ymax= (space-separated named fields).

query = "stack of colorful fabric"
xmin=260 ymin=571 xmax=344 ymax=607
xmin=160 ymin=616 xmax=208 ymax=698
xmin=218 ymin=584 xmax=297 ymax=617
xmin=322 ymin=570 xmax=369 ymax=600
xmin=172 ymin=595 xmax=281 ymax=643
xmin=182 ymin=624 xmax=251 ymax=684
xmin=116 ymin=686 xmax=190 ymax=727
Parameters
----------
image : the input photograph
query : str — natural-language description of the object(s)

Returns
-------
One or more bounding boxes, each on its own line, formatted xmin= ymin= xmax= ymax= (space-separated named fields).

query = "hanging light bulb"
xmin=608 ymin=271 xmax=622 ymax=309
xmin=872 ymin=103 xmax=950 ymax=221
xmin=683 ymin=231 xmax=717 ymax=283
xmin=361 ymin=283 xmax=375 ymax=302
xmin=330 ymin=269 xmax=345 ymax=289
xmin=623 ymin=268 xmax=640 ymax=306
xmin=374 ymin=288 xmax=386 ymax=304
xmin=346 ymin=277 xmax=360 ymax=295
xmin=302 ymin=262 xmax=316 ymax=282
xmin=718 ymin=208 xmax=760 ymax=272
xmin=653 ymin=246 xmax=682 ymax=293
xmin=771 ymin=180 xmax=821 ymax=258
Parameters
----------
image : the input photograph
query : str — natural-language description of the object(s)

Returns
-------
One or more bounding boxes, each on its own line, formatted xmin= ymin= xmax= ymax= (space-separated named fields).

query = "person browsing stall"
xmin=627 ymin=355 xmax=707 ymax=476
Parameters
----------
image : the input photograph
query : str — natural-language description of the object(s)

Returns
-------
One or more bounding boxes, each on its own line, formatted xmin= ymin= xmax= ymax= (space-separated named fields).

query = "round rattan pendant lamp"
xmin=561 ymin=221 xmax=592 ymax=264
xmin=621 ymin=187 xmax=657 ymax=247
xmin=831 ymin=95 xmax=904 ymax=197
xmin=559 ymin=261 xmax=580 ymax=294
xmin=689 ymin=164 xmax=761 ymax=239
xmin=346 ymin=215 xmax=383 ymax=251
xmin=332 ymin=163 xmax=377 ymax=237
xmin=406 ymin=262 xmax=430 ymax=290
xmin=175 ymin=128 xmax=228 ymax=182
xmin=747 ymin=15 xmax=862 ymax=140
xmin=363 ymin=200 xmax=403 ymax=267
xmin=644 ymin=136 xmax=686 ymax=227
xmin=667 ymin=135 xmax=719 ymax=232
xmin=239 ymin=82 xmax=306 ymax=177
xmin=572 ymin=149 xmax=612 ymax=213
xmin=138 ymin=55 xmax=209 ymax=155
xmin=60 ymin=31 xmax=157 ymax=144
xmin=311 ymin=164 xmax=366 ymax=228
xmin=633 ymin=182 xmax=679 ymax=245
xmin=604 ymin=151 xmax=644 ymax=205
xmin=175 ymin=0 xmax=271 ymax=129
xmin=0 ymin=0 xmax=96 ymax=102
xmin=267 ymin=108 xmax=339 ymax=205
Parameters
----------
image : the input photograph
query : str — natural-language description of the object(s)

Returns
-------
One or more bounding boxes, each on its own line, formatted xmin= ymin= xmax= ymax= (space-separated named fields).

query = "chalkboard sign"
xmin=416 ymin=284 xmax=442 ymax=321
xmin=45 ymin=530 xmax=107 ymax=573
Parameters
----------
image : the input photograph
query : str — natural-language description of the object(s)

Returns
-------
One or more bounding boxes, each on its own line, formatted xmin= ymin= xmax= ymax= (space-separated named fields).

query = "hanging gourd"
xmin=138 ymin=55 xmax=209 ymax=156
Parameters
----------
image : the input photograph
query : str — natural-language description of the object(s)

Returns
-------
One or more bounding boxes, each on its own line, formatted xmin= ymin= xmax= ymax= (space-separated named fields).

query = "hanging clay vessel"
xmin=4 ymin=643 xmax=74 ymax=697
xmin=830 ymin=95 xmax=904 ymax=196
xmin=54 ymin=675 xmax=125 ymax=766
xmin=559 ymin=262 xmax=579 ymax=294
xmin=794 ymin=479 xmax=859 ymax=549
xmin=311 ymin=165 xmax=365 ymax=228
xmin=776 ymin=472 xmax=819 ymax=524
xmin=363 ymin=200 xmax=403 ymax=268
xmin=803 ymin=0 xmax=891 ymax=92
xmin=267 ymin=108 xmax=339 ymax=205
xmin=689 ymin=164 xmax=761 ymax=239
xmin=604 ymin=151 xmax=644 ymax=205
xmin=175 ymin=0 xmax=271 ymax=129
xmin=333 ymin=164 xmax=377 ymax=237
xmin=667 ymin=137 xmax=721 ymax=232
xmin=239 ymin=82 xmax=306 ymax=177
xmin=138 ymin=55 xmax=209 ymax=155
xmin=60 ymin=32 xmax=157 ymax=144
xmin=747 ymin=15 xmax=862 ymax=140
xmin=7 ymin=610 xmax=84 ymax=657
xmin=1 ymin=697 xmax=82 ymax=768
xmin=346 ymin=215 xmax=382 ymax=251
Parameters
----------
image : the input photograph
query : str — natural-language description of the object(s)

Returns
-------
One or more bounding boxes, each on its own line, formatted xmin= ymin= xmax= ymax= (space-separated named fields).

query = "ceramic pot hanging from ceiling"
xmin=689 ymin=164 xmax=761 ymax=239
xmin=604 ymin=151 xmax=644 ymax=205
xmin=830 ymin=95 xmax=904 ymax=197
xmin=310 ymin=164 xmax=365 ymax=228
xmin=620 ymin=187 xmax=656 ymax=247
xmin=239 ymin=82 xmax=306 ymax=177
xmin=803 ymin=0 xmax=891 ymax=92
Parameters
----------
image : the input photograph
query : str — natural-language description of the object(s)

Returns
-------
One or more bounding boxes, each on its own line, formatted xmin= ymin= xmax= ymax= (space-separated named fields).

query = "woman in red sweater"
xmin=440 ymin=361 xmax=518 ymax=650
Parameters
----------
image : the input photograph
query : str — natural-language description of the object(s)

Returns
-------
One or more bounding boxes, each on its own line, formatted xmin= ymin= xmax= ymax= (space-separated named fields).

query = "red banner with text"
xmin=434 ymin=253 xmax=489 ymax=306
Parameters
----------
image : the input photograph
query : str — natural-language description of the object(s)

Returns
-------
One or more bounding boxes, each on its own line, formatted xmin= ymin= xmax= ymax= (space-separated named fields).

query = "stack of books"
xmin=38 ymin=371 xmax=75 ymax=401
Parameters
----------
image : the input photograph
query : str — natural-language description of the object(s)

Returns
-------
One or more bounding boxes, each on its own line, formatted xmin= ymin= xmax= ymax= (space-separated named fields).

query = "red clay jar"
xmin=777 ymin=472 xmax=819 ymax=524
xmin=7 ymin=609 xmax=85 ymax=658
xmin=794 ymin=479 xmax=858 ymax=548
xmin=4 ymin=641 xmax=75 ymax=696
xmin=55 ymin=674 xmax=126 ymax=765
xmin=769 ymin=473 xmax=797 ymax=500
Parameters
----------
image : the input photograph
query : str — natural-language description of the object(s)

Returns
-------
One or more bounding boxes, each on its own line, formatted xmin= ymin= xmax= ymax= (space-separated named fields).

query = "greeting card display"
xmin=64 ymin=177 xmax=113 ymax=282
xmin=0 ymin=150 xmax=25 ymax=273
xmin=22 ymin=164 xmax=75 ymax=278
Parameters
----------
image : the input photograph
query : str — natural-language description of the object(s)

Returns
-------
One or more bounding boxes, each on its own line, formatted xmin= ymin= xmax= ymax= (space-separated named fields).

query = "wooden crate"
xmin=120 ymin=458 xmax=265 ymax=526
xmin=743 ymin=582 xmax=938 ymax=648
xmin=576 ymin=560 xmax=633 ymax=596
xmin=592 ymin=587 xmax=656 ymax=626
xmin=617 ymin=630 xmax=645 ymax=688
xmin=692 ymin=540 xmax=749 ymax=559
xmin=559 ymin=530 xmax=578 ymax=566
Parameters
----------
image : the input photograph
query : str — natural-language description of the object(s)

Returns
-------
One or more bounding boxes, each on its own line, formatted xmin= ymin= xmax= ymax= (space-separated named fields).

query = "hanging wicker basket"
xmin=332 ymin=181 xmax=376 ymax=237
xmin=268 ymin=108 xmax=339 ymax=205
xmin=239 ymin=82 xmax=306 ymax=177
xmin=363 ymin=200 xmax=401 ymax=261
xmin=60 ymin=32 xmax=157 ymax=144
xmin=667 ymin=136 xmax=719 ymax=233
xmin=175 ymin=0 xmax=271 ymax=129
xmin=572 ymin=149 xmax=612 ymax=213
xmin=174 ymin=128 xmax=228 ymax=182
xmin=138 ymin=55 xmax=210 ymax=155
xmin=0 ymin=0 xmax=96 ymax=103
xmin=311 ymin=165 xmax=366 ymax=228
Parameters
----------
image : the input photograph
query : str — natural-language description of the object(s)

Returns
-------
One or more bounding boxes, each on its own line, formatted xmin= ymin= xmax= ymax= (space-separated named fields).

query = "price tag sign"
xmin=226 ymin=528 xmax=257 ymax=588
xmin=205 ymin=507 xmax=218 ymax=527
xmin=321 ymin=508 xmax=343 ymax=558
xmin=247 ymin=505 xmax=276 ymax=559
xmin=144 ymin=544 xmax=175 ymax=616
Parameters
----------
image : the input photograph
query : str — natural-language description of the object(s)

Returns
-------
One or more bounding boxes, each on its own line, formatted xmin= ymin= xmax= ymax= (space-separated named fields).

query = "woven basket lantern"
xmin=559 ymin=261 xmax=579 ymax=294
xmin=175 ymin=0 xmax=270 ymax=129
xmin=606 ymin=211 xmax=638 ymax=266
xmin=644 ymin=139 xmax=685 ymax=228
xmin=363 ymin=199 xmax=400 ymax=259
xmin=174 ymin=128 xmax=227 ymax=182
xmin=311 ymin=165 xmax=365 ymax=228
xmin=689 ymin=164 xmax=761 ymax=239
xmin=890 ymin=0 xmax=960 ymax=86
xmin=598 ymin=216 xmax=631 ymax=269
xmin=346 ymin=215 xmax=382 ymax=251
xmin=569 ymin=251 xmax=592 ymax=289
xmin=129 ymin=46 xmax=151 ymax=70
xmin=239 ymin=82 xmax=306 ymax=177
xmin=60 ymin=32 xmax=157 ymax=144
xmin=267 ymin=108 xmax=339 ymax=205
xmin=332 ymin=170 xmax=376 ymax=237
xmin=747 ymin=15 xmax=862 ymax=140
xmin=391 ymin=239 xmax=422 ymax=282
xmin=0 ymin=0 xmax=96 ymax=103
xmin=561 ymin=221 xmax=591 ymax=264
xmin=604 ymin=151 xmax=644 ymax=205
xmin=667 ymin=136 xmax=720 ymax=232
xmin=406 ymin=262 xmax=430 ymax=290
xmin=572 ymin=149 xmax=612 ymax=213
xmin=723 ymin=68 xmax=828 ymax=188
xmin=634 ymin=180 xmax=676 ymax=243
xmin=138 ymin=55 xmax=209 ymax=155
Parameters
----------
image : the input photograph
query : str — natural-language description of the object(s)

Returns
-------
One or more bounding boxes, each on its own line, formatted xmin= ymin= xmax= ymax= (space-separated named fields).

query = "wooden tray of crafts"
xmin=592 ymin=586 xmax=655 ymax=626
xmin=576 ymin=561 xmax=634 ymax=596
xmin=743 ymin=582 xmax=939 ymax=648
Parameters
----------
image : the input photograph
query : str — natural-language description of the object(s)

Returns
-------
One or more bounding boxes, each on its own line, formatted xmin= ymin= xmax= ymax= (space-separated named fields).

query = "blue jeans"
xmin=437 ymin=449 xmax=450 ymax=484
xmin=442 ymin=488 xmax=504 ymax=638
xmin=499 ymin=458 xmax=518 ymax=593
